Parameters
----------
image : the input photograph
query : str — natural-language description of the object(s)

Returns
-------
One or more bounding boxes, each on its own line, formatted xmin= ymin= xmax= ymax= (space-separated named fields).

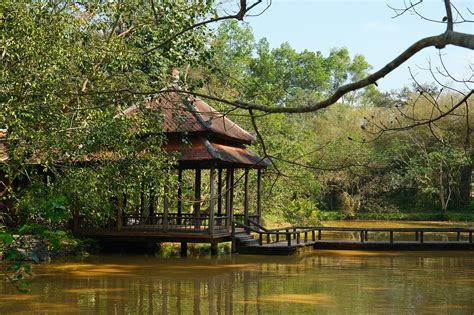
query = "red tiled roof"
xmin=165 ymin=137 xmax=269 ymax=168
xmin=123 ymin=92 xmax=256 ymax=144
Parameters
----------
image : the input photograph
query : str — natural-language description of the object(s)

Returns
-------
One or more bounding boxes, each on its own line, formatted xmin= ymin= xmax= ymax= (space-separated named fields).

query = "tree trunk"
xmin=458 ymin=165 xmax=472 ymax=209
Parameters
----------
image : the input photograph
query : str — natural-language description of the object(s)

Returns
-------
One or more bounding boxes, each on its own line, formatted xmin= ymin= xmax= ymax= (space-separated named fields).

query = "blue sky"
xmin=242 ymin=0 xmax=473 ymax=91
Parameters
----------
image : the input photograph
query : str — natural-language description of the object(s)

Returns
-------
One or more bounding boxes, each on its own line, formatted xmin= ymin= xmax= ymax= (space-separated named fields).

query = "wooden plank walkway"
xmin=234 ymin=223 xmax=474 ymax=255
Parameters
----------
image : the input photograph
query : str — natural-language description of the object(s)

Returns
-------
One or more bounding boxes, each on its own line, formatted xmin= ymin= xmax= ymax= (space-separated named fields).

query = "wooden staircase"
xmin=234 ymin=228 xmax=259 ymax=251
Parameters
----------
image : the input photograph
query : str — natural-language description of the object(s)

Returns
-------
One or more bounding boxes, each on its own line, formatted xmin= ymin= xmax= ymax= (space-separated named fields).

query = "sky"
xmin=239 ymin=0 xmax=473 ymax=91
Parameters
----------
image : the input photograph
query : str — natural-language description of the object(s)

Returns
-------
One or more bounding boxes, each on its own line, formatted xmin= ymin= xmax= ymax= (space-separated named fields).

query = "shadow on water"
xmin=1 ymin=249 xmax=473 ymax=314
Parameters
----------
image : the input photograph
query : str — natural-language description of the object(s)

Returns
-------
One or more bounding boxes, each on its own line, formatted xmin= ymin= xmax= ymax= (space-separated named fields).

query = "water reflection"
xmin=1 ymin=251 xmax=473 ymax=314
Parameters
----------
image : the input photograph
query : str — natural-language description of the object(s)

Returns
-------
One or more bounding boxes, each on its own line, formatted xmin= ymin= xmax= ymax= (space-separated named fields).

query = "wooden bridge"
xmin=233 ymin=220 xmax=474 ymax=255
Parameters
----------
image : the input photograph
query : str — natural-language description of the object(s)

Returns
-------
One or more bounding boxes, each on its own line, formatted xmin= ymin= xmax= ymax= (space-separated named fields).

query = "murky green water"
xmin=1 ymin=250 xmax=473 ymax=314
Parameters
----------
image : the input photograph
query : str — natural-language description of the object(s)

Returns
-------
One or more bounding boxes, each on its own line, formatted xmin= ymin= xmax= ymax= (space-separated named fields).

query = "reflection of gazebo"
xmin=75 ymin=92 xmax=269 ymax=252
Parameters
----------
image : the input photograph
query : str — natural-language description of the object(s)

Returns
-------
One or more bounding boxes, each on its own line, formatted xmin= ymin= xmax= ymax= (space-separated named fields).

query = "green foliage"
xmin=0 ymin=0 xmax=219 ymax=292
xmin=283 ymin=198 xmax=320 ymax=226
xmin=340 ymin=192 xmax=358 ymax=220
xmin=204 ymin=21 xmax=373 ymax=107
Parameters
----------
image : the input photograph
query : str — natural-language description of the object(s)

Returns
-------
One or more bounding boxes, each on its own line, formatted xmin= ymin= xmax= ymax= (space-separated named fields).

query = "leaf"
xmin=0 ymin=232 xmax=14 ymax=245
xmin=5 ymin=249 xmax=19 ymax=261
xmin=51 ymin=238 xmax=60 ymax=250
xmin=27 ymin=251 xmax=40 ymax=263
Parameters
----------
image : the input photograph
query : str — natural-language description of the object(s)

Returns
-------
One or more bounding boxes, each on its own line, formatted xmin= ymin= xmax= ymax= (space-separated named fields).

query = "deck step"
xmin=234 ymin=231 xmax=261 ymax=251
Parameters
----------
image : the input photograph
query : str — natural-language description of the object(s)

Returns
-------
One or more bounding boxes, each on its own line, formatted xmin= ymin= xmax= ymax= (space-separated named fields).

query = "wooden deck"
xmin=76 ymin=226 xmax=231 ymax=243
xmin=234 ymin=223 xmax=474 ymax=255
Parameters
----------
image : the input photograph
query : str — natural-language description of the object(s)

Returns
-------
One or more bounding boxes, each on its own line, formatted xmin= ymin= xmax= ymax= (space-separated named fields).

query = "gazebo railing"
xmin=234 ymin=214 xmax=260 ymax=225
xmin=76 ymin=213 xmax=230 ymax=234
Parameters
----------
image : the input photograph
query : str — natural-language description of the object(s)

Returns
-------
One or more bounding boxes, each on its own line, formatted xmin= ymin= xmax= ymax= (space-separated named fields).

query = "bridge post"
xmin=312 ymin=230 xmax=315 ymax=241
xmin=457 ymin=232 xmax=460 ymax=242
xmin=420 ymin=232 xmax=424 ymax=244
xmin=389 ymin=231 xmax=394 ymax=244
xmin=286 ymin=231 xmax=291 ymax=246
xmin=360 ymin=231 xmax=364 ymax=243
xmin=469 ymin=231 xmax=472 ymax=243
xmin=318 ymin=230 xmax=321 ymax=240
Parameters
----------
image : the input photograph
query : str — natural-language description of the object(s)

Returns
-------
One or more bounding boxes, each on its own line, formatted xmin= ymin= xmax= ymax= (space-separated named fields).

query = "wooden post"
xmin=469 ymin=231 xmax=472 ymax=243
xmin=256 ymin=169 xmax=262 ymax=224
xmin=180 ymin=242 xmax=187 ymax=257
xmin=312 ymin=230 xmax=315 ymax=241
xmin=456 ymin=232 xmax=460 ymax=242
xmin=209 ymin=167 xmax=216 ymax=236
xmin=163 ymin=180 xmax=169 ymax=232
xmin=117 ymin=195 xmax=123 ymax=230
xmin=389 ymin=231 xmax=394 ymax=244
xmin=415 ymin=231 xmax=419 ymax=241
xmin=244 ymin=168 xmax=249 ymax=226
xmin=360 ymin=231 xmax=364 ymax=243
xmin=149 ymin=188 xmax=155 ymax=224
xmin=194 ymin=169 xmax=201 ymax=230
xmin=225 ymin=168 xmax=232 ymax=231
xmin=231 ymin=221 xmax=236 ymax=253
xmin=217 ymin=168 xmax=223 ymax=217
xmin=140 ymin=182 xmax=145 ymax=217
xmin=230 ymin=168 xmax=235 ymax=221
xmin=177 ymin=169 xmax=183 ymax=225
xmin=318 ymin=230 xmax=322 ymax=240
xmin=210 ymin=242 xmax=218 ymax=256
xmin=286 ymin=231 xmax=291 ymax=246
xmin=420 ymin=231 xmax=424 ymax=244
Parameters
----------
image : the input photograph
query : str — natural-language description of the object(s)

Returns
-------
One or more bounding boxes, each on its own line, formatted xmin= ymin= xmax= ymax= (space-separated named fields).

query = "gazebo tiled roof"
xmin=123 ymin=92 xmax=256 ymax=145
xmin=123 ymin=91 xmax=269 ymax=169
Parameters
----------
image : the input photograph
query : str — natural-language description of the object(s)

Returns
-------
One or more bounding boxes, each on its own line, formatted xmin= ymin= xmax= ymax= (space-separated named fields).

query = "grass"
xmin=263 ymin=208 xmax=474 ymax=227
xmin=317 ymin=209 xmax=474 ymax=222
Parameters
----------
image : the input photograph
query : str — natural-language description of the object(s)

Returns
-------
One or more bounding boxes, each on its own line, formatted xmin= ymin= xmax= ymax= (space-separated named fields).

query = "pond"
xmin=1 ymin=250 xmax=473 ymax=314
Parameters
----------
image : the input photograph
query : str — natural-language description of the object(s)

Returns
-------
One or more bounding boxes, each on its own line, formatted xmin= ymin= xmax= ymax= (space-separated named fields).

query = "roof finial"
xmin=171 ymin=68 xmax=180 ymax=84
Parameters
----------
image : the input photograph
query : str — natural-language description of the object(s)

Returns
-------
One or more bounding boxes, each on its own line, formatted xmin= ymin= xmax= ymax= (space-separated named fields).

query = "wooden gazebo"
xmin=75 ymin=91 xmax=269 ymax=251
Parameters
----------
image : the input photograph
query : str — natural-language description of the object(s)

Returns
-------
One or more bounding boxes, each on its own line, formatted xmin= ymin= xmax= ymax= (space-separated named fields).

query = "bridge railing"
xmin=233 ymin=221 xmax=474 ymax=247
